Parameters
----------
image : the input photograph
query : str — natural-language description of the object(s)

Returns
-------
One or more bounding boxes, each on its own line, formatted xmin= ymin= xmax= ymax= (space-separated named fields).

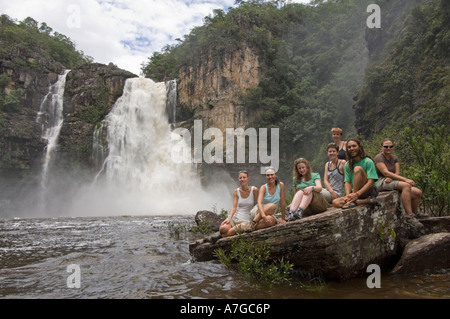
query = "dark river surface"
xmin=0 ymin=215 xmax=448 ymax=300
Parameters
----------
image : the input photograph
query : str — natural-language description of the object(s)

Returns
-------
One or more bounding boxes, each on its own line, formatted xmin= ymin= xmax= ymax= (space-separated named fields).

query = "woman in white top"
xmin=219 ymin=170 xmax=259 ymax=237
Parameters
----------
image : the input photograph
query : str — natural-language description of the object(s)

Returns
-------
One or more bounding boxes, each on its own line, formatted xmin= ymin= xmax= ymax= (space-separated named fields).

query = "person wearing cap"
xmin=249 ymin=167 xmax=286 ymax=230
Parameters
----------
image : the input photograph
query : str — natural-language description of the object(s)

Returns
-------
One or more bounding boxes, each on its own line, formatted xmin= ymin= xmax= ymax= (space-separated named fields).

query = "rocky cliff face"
xmin=0 ymin=61 xmax=135 ymax=179
xmin=177 ymin=45 xmax=260 ymax=131
xmin=57 ymin=63 xmax=136 ymax=178
xmin=0 ymin=59 xmax=64 ymax=173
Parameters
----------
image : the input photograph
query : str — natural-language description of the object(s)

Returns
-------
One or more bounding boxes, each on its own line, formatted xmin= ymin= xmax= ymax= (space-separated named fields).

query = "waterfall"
xmin=165 ymin=79 xmax=177 ymax=129
xmin=91 ymin=77 xmax=216 ymax=215
xmin=92 ymin=120 xmax=106 ymax=170
xmin=36 ymin=70 xmax=70 ymax=188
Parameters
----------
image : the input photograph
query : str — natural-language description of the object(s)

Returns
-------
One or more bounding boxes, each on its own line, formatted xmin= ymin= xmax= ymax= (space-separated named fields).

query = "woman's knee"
xmin=219 ymin=224 xmax=231 ymax=234
xmin=265 ymin=216 xmax=277 ymax=227
xmin=264 ymin=203 xmax=277 ymax=215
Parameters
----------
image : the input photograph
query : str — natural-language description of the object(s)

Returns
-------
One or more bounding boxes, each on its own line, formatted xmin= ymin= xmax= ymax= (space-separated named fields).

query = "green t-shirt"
xmin=293 ymin=172 xmax=321 ymax=190
xmin=344 ymin=157 xmax=378 ymax=188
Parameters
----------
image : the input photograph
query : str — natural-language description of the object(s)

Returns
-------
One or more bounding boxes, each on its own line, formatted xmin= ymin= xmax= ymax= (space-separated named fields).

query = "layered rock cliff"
xmin=0 ymin=62 xmax=64 ymax=173
xmin=177 ymin=45 xmax=260 ymax=131
xmin=57 ymin=63 xmax=136 ymax=178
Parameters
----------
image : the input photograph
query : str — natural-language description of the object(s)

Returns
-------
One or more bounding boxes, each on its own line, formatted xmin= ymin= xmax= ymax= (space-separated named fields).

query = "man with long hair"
xmin=332 ymin=138 xmax=380 ymax=209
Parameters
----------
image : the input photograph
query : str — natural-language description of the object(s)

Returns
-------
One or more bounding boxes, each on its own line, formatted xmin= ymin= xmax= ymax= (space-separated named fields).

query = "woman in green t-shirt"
xmin=287 ymin=158 xmax=329 ymax=221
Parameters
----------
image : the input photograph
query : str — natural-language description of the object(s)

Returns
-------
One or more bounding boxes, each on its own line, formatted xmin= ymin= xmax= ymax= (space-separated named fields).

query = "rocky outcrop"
xmin=56 ymin=63 xmax=136 ymax=176
xmin=189 ymin=191 xmax=450 ymax=281
xmin=0 ymin=63 xmax=65 ymax=171
xmin=391 ymin=233 xmax=450 ymax=275
xmin=177 ymin=46 xmax=260 ymax=131
xmin=0 ymin=59 xmax=136 ymax=176
xmin=194 ymin=210 xmax=223 ymax=232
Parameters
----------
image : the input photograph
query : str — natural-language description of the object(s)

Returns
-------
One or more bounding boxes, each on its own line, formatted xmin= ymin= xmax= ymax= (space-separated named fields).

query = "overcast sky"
xmin=0 ymin=0 xmax=311 ymax=76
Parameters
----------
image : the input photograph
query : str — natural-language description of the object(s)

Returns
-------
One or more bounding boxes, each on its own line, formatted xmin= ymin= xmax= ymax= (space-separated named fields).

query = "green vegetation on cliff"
xmin=355 ymin=0 xmax=449 ymax=137
xmin=0 ymin=14 xmax=93 ymax=113
xmin=141 ymin=0 xmax=423 ymax=171
xmin=143 ymin=0 xmax=448 ymax=215
xmin=0 ymin=15 xmax=92 ymax=71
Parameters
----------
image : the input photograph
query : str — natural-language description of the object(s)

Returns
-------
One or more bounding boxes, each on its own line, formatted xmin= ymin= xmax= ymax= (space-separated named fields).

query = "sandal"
xmin=367 ymin=196 xmax=381 ymax=207
xmin=342 ymin=201 xmax=358 ymax=209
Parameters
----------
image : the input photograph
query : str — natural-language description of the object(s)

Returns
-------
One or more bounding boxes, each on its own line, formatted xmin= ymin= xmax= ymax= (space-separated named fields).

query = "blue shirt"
xmin=262 ymin=183 xmax=281 ymax=208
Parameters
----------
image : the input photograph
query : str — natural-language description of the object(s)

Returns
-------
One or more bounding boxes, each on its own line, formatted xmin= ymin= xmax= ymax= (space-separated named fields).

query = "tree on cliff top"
xmin=0 ymin=14 xmax=92 ymax=70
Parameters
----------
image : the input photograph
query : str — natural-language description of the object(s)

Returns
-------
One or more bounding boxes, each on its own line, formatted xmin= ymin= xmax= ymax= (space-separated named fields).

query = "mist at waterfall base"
xmin=6 ymin=77 xmax=235 ymax=218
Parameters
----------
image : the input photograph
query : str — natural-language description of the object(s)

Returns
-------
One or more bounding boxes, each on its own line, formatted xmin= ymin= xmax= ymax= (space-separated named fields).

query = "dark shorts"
xmin=358 ymin=186 xmax=378 ymax=199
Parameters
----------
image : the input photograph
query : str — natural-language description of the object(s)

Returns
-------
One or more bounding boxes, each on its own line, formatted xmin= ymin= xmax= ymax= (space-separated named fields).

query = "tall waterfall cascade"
xmin=36 ymin=70 xmax=71 ymax=188
xmin=92 ymin=77 xmax=220 ymax=215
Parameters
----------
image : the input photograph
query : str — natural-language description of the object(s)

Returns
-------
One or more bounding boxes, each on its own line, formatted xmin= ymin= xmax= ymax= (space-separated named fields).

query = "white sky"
xmin=0 ymin=0 xmax=311 ymax=75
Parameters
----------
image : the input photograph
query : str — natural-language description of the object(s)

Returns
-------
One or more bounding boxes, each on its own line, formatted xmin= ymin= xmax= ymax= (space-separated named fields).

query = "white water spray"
xmin=90 ymin=77 xmax=230 ymax=215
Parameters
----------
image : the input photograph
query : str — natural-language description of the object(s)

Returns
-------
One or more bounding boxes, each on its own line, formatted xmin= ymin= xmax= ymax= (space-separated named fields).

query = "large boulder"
xmin=391 ymin=232 xmax=450 ymax=275
xmin=190 ymin=191 xmax=406 ymax=281
xmin=194 ymin=210 xmax=223 ymax=232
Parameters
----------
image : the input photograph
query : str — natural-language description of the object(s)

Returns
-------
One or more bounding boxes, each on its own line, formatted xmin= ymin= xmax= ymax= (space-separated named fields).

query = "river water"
xmin=0 ymin=214 xmax=448 ymax=300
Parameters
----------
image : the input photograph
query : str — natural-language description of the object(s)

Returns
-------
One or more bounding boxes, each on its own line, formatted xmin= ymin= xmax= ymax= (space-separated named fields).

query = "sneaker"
xmin=288 ymin=210 xmax=302 ymax=222
xmin=287 ymin=211 xmax=294 ymax=221
xmin=296 ymin=207 xmax=304 ymax=219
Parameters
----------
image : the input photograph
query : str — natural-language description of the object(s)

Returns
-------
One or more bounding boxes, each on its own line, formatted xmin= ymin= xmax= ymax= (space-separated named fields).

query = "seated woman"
xmin=321 ymin=143 xmax=346 ymax=203
xmin=287 ymin=158 xmax=329 ymax=221
xmin=219 ymin=170 xmax=259 ymax=237
xmin=373 ymin=138 xmax=422 ymax=217
xmin=250 ymin=167 xmax=286 ymax=230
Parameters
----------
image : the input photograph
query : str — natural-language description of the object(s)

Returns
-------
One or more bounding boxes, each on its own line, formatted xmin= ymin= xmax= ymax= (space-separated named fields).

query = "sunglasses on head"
xmin=383 ymin=145 xmax=394 ymax=149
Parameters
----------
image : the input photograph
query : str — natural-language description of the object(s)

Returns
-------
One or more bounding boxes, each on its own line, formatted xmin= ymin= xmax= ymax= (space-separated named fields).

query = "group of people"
xmin=219 ymin=128 xmax=423 ymax=239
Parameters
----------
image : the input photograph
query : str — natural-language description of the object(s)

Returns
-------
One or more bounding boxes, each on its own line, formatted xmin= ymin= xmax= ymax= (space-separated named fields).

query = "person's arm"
xmin=313 ymin=178 xmax=323 ymax=192
xmin=222 ymin=189 xmax=238 ymax=225
xmin=376 ymin=162 xmax=414 ymax=185
xmin=324 ymin=163 xmax=333 ymax=193
xmin=339 ymin=160 xmax=346 ymax=175
xmin=257 ymin=185 xmax=266 ymax=218
xmin=279 ymin=182 xmax=286 ymax=223
xmin=252 ymin=186 xmax=259 ymax=205
xmin=394 ymin=162 xmax=400 ymax=175
xmin=343 ymin=181 xmax=353 ymax=203
xmin=304 ymin=174 xmax=322 ymax=195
